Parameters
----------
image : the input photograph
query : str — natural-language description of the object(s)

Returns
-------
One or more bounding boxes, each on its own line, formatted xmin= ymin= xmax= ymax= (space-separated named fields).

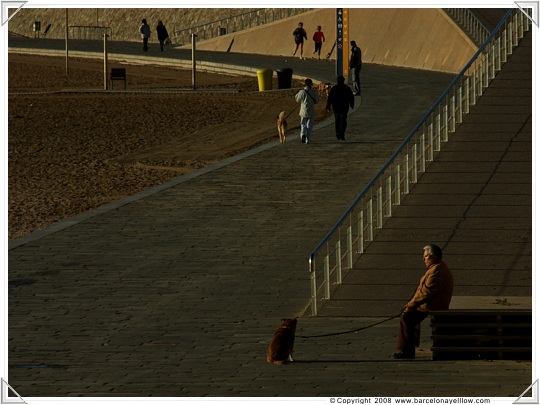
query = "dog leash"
xmin=297 ymin=313 xmax=402 ymax=339
xmin=284 ymin=105 xmax=299 ymax=120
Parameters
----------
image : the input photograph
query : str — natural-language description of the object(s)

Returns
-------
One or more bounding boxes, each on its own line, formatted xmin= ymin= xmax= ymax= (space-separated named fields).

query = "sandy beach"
xmin=8 ymin=53 xmax=331 ymax=240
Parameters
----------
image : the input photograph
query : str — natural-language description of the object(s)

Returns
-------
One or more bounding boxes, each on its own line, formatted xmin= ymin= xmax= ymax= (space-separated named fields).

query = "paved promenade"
xmin=6 ymin=34 xmax=532 ymax=399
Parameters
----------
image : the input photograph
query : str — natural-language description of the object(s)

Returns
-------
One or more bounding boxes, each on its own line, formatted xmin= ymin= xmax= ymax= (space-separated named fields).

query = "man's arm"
xmin=406 ymin=267 xmax=442 ymax=310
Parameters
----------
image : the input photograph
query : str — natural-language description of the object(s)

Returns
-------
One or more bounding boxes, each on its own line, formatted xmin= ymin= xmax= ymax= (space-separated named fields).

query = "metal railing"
xmin=68 ymin=25 xmax=113 ymax=41
xmin=307 ymin=8 xmax=531 ymax=317
xmin=445 ymin=9 xmax=491 ymax=47
xmin=172 ymin=8 xmax=312 ymax=45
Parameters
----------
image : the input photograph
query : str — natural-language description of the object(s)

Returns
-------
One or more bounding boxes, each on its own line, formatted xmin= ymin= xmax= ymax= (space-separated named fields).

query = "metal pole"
xmin=65 ymin=9 xmax=69 ymax=77
xmin=192 ymin=33 xmax=197 ymax=90
xmin=103 ymin=33 xmax=108 ymax=90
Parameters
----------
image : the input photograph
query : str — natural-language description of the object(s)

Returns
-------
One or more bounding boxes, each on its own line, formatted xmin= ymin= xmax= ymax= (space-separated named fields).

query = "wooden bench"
xmin=430 ymin=309 xmax=532 ymax=360
xmin=110 ymin=68 xmax=126 ymax=90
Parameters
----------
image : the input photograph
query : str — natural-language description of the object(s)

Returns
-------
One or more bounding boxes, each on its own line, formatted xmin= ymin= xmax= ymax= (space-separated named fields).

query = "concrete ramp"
xmin=192 ymin=8 xmax=478 ymax=74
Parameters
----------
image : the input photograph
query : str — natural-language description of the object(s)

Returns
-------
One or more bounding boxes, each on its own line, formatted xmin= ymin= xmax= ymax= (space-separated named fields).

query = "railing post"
xmin=385 ymin=176 xmax=392 ymax=217
xmin=310 ymin=257 xmax=317 ymax=316
xmin=471 ymin=70 xmax=477 ymax=105
xmin=428 ymin=123 xmax=434 ymax=162
xmin=435 ymin=113 xmax=441 ymax=150
xmin=420 ymin=133 xmax=426 ymax=172
xmin=456 ymin=86 xmax=463 ymax=125
xmin=412 ymin=143 xmax=418 ymax=183
xmin=442 ymin=104 xmax=449 ymax=142
xmin=486 ymin=50 xmax=490 ymax=87
xmin=377 ymin=186 xmax=383 ymax=228
xmin=450 ymin=94 xmax=456 ymax=133
xmin=495 ymin=36 xmax=502 ymax=72
xmin=335 ymin=241 xmax=342 ymax=285
xmin=507 ymin=21 xmax=514 ymax=54
xmin=324 ymin=254 xmax=330 ymax=299
xmin=367 ymin=198 xmax=373 ymax=241
xmin=347 ymin=226 xmax=353 ymax=269
xmin=489 ymin=42 xmax=496 ymax=80
xmin=463 ymin=78 xmax=470 ymax=115
xmin=395 ymin=164 xmax=401 ymax=205
xmin=404 ymin=154 xmax=410 ymax=194
xmin=358 ymin=210 xmax=364 ymax=253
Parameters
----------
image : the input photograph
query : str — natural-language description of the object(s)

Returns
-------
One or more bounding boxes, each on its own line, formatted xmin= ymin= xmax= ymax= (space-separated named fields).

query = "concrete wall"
xmin=9 ymin=7 xmax=477 ymax=74
xmin=191 ymin=8 xmax=478 ymax=74
xmin=8 ymin=8 xmax=254 ymax=42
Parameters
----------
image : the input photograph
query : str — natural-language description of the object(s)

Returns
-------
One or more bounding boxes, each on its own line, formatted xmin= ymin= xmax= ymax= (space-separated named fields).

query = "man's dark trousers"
xmin=397 ymin=310 xmax=429 ymax=355
xmin=352 ymin=66 xmax=362 ymax=95
xmin=334 ymin=111 xmax=348 ymax=140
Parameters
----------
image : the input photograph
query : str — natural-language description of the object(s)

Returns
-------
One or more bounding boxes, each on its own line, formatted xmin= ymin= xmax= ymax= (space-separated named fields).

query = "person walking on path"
xmin=139 ymin=19 xmax=151 ymax=52
xmin=326 ymin=76 xmax=355 ymax=141
xmin=312 ymin=25 xmax=325 ymax=59
xmin=393 ymin=244 xmax=454 ymax=360
xmin=156 ymin=20 xmax=169 ymax=52
xmin=349 ymin=40 xmax=363 ymax=96
xmin=292 ymin=22 xmax=308 ymax=59
xmin=295 ymin=78 xmax=319 ymax=144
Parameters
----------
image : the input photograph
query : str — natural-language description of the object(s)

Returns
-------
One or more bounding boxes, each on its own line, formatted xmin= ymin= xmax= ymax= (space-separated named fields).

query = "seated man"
xmin=393 ymin=244 xmax=454 ymax=359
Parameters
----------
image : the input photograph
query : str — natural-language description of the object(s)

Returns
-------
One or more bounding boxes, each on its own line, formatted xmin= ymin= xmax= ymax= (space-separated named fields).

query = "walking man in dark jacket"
xmin=326 ymin=76 xmax=355 ymax=140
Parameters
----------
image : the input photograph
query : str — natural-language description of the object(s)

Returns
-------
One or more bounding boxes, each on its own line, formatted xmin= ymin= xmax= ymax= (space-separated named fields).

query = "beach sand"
xmin=8 ymin=53 xmax=331 ymax=240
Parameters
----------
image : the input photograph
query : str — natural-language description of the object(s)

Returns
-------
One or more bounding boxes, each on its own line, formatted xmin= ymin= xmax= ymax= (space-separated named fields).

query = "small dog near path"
xmin=277 ymin=111 xmax=288 ymax=144
xmin=266 ymin=318 xmax=298 ymax=364
xmin=317 ymin=82 xmax=331 ymax=97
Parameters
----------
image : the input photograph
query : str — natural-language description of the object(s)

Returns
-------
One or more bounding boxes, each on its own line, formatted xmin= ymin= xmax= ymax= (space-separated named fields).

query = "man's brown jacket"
xmin=406 ymin=260 xmax=454 ymax=313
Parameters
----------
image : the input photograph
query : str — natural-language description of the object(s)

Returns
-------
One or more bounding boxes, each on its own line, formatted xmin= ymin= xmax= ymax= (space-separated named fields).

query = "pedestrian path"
xmin=6 ymin=36 xmax=532 ymax=398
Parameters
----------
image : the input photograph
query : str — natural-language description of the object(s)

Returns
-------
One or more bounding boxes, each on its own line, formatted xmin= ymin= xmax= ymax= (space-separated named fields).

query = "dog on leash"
xmin=317 ymin=82 xmax=331 ymax=97
xmin=266 ymin=318 xmax=298 ymax=364
xmin=277 ymin=111 xmax=288 ymax=144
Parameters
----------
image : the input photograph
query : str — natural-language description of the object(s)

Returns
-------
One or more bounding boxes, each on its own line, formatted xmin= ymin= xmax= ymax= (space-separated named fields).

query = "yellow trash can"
xmin=256 ymin=69 xmax=273 ymax=91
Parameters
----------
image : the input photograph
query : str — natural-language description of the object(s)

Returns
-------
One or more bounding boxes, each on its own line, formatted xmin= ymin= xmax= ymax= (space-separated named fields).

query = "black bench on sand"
xmin=110 ymin=68 xmax=126 ymax=90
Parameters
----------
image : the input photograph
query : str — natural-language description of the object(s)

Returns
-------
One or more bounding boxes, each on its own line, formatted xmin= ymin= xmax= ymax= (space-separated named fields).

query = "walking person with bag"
xmin=156 ymin=20 xmax=169 ymax=52
xmin=295 ymin=78 xmax=319 ymax=144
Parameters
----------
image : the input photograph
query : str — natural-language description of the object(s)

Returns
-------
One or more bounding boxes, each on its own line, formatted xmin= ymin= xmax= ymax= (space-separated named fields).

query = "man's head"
xmin=336 ymin=75 xmax=345 ymax=85
xmin=305 ymin=78 xmax=313 ymax=87
xmin=298 ymin=22 xmax=303 ymax=28
xmin=351 ymin=40 xmax=357 ymax=47
xmin=423 ymin=244 xmax=442 ymax=268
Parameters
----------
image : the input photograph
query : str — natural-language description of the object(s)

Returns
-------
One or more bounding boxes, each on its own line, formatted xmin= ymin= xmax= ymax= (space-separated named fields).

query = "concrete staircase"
xmin=314 ymin=29 xmax=532 ymax=317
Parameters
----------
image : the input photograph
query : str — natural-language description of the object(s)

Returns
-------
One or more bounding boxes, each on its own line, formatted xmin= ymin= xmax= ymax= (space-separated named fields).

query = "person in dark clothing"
xmin=349 ymin=40 xmax=362 ymax=96
xmin=156 ymin=20 xmax=169 ymax=52
xmin=292 ymin=22 xmax=308 ymax=59
xmin=139 ymin=19 xmax=151 ymax=52
xmin=326 ymin=76 xmax=355 ymax=140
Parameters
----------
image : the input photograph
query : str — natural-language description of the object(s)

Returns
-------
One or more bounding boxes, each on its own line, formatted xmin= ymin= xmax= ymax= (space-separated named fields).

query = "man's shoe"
xmin=392 ymin=351 xmax=415 ymax=359
xmin=301 ymin=135 xmax=307 ymax=143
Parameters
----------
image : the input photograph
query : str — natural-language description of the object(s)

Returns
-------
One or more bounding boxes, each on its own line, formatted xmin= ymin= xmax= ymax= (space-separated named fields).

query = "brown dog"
xmin=266 ymin=318 xmax=298 ymax=364
xmin=317 ymin=82 xmax=331 ymax=97
xmin=277 ymin=111 xmax=288 ymax=144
